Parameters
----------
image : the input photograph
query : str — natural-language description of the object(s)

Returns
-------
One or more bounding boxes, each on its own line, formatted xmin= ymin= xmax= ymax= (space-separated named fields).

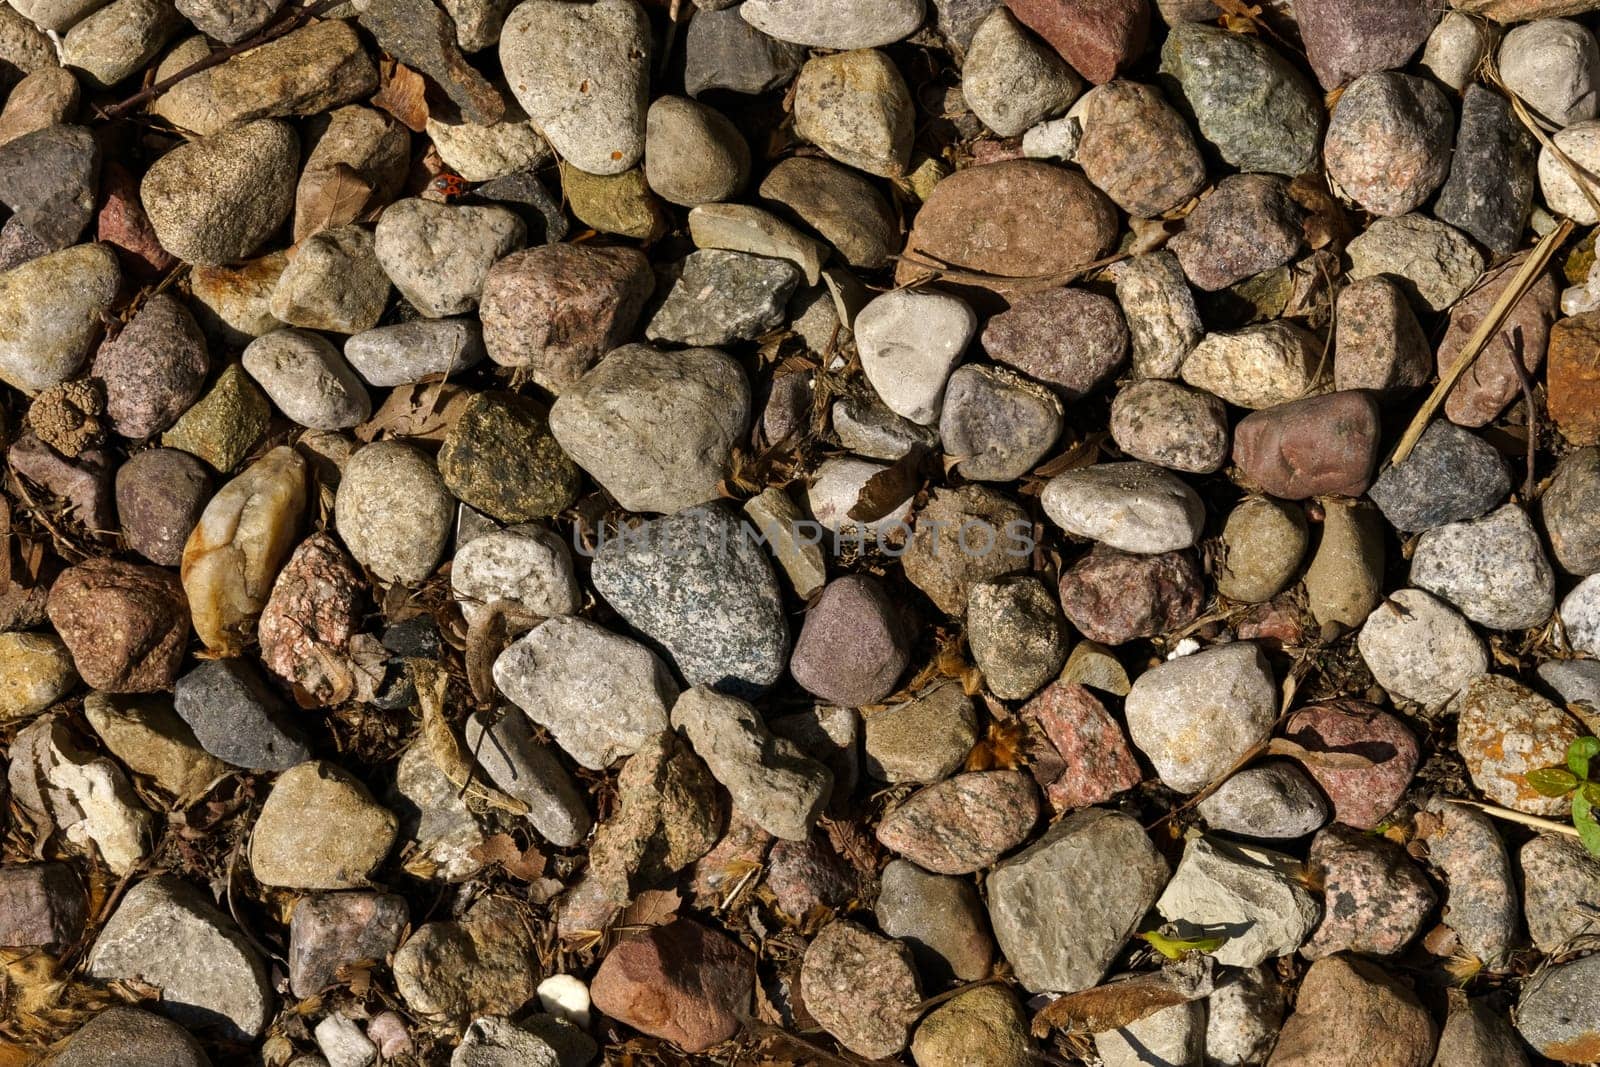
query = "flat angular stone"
xmin=875 ymin=770 xmax=1038 ymax=874
xmin=289 ymin=891 xmax=408 ymax=998
xmin=1156 ymin=835 xmax=1319 ymax=967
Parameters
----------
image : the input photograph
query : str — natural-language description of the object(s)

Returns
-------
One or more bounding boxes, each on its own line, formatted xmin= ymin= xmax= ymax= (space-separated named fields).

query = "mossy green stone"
xmin=161 ymin=362 xmax=271 ymax=473
xmin=438 ymin=391 xmax=580 ymax=522
xmin=560 ymin=163 xmax=666 ymax=241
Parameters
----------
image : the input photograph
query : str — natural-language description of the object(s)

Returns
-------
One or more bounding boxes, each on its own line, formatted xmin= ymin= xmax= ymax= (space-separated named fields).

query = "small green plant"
xmin=1527 ymin=736 xmax=1600 ymax=857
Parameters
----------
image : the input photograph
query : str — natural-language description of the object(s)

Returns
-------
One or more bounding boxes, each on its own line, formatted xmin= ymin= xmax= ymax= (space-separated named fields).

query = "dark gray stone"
xmin=1435 ymin=84 xmax=1536 ymax=260
xmin=1436 ymin=997 xmax=1530 ymax=1067
xmin=173 ymin=659 xmax=312 ymax=771
xmin=1368 ymin=421 xmax=1510 ymax=533
xmin=0 ymin=123 xmax=97 ymax=250
xmin=939 ymin=363 xmax=1063 ymax=482
xmin=646 ymin=249 xmax=802 ymax=346
xmin=359 ymin=0 xmax=504 ymax=125
xmin=832 ymin=395 xmax=941 ymax=461
xmin=475 ymin=168 xmax=569 ymax=244
xmin=1543 ymin=446 xmax=1600 ymax=575
xmin=685 ymin=6 xmax=804 ymax=97
xmin=933 ymin=0 xmax=1000 ymax=55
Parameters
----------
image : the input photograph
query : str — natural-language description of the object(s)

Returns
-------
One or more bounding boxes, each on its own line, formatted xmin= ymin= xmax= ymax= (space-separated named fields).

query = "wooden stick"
xmin=1447 ymin=797 xmax=1581 ymax=838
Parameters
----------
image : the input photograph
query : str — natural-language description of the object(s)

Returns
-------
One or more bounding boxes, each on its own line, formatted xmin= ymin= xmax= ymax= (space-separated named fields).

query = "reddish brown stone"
xmin=790 ymin=575 xmax=910 ymax=708
xmin=1549 ymin=310 xmax=1600 ymax=446
xmin=875 ymin=771 xmax=1039 ymax=874
xmin=766 ymin=835 xmax=856 ymax=917
xmin=1438 ymin=255 xmax=1558 ymax=428
xmin=1003 ymin=0 xmax=1149 ymax=84
xmin=45 ymin=558 xmax=188 ymax=693
xmin=90 ymin=293 xmax=210 ymax=440
xmin=1057 ymin=545 xmax=1203 ymax=645
xmin=1021 ymin=682 xmax=1141 ymax=811
xmin=1232 ymin=390 xmax=1382 ymax=500
xmin=1235 ymin=594 xmax=1309 ymax=649
xmin=1295 ymin=0 xmax=1438 ymax=91
xmin=0 ymin=863 xmax=86 ymax=947
xmin=258 ymin=532 xmax=365 ymax=707
xmin=1076 ymin=80 xmax=1206 ymax=217
xmin=97 ymin=159 xmax=176 ymax=279
xmin=1282 ymin=700 xmax=1420 ymax=830
xmin=115 ymin=448 xmax=211 ymax=568
xmin=9 ymin=434 xmax=114 ymax=534
xmin=590 ymin=918 xmax=755 ymax=1053
xmin=982 ymin=287 xmax=1128 ymax=399
xmin=1269 ymin=955 xmax=1437 ymax=1067
xmin=800 ymin=919 xmax=921 ymax=1059
xmin=478 ymin=243 xmax=655 ymax=394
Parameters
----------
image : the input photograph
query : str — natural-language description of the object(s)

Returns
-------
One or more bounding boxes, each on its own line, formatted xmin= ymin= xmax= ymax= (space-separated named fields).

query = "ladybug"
xmin=429 ymin=172 xmax=469 ymax=201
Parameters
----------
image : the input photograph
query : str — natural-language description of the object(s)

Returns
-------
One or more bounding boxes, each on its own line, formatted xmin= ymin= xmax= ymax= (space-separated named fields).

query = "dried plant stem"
xmin=1447 ymin=797 xmax=1581 ymax=839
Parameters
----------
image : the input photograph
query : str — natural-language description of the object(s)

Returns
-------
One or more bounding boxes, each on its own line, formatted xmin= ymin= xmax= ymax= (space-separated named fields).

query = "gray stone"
xmin=393 ymin=740 xmax=487 ymax=881
xmin=1436 ymin=996 xmax=1531 ymax=1067
xmin=176 ymin=0 xmax=284 ymax=42
xmin=335 ymin=441 xmax=454 ymax=585
xmin=173 ymin=659 xmax=311 ymax=771
xmin=901 ymin=483 xmax=1028 ymax=615
xmin=986 ymin=808 xmax=1168 ymax=993
xmin=966 ymin=575 xmax=1068 ymax=700
xmin=800 ymin=920 xmax=921 ymax=1059
xmin=793 ymin=48 xmax=913 ymax=178
xmin=855 ymin=288 xmax=976 ymax=424
xmin=451 ymin=523 xmax=578 ymax=628
xmin=358 ymin=0 xmax=506 ymax=125
xmin=1216 ymin=496 xmax=1306 ymax=604
xmin=1113 ymin=250 xmax=1202 ymax=379
xmin=875 ymin=858 xmax=994 ymax=983
xmin=1420 ymin=795 xmax=1519 ymax=969
xmin=0 ymin=124 xmax=97 ymax=251
xmin=1124 ymin=642 xmax=1277 ymax=794
xmin=1334 ymin=275 xmax=1431 ymax=394
xmin=644 ymin=95 xmax=749 ymax=206
xmin=1410 ymin=503 xmax=1555 ymax=630
xmin=1180 ymin=321 xmax=1325 ymax=410
xmin=59 ymin=0 xmax=178 ymax=89
xmin=1157 ymin=835 xmax=1319 ymax=967
xmin=269 ymin=223 xmax=391 ymax=334
xmin=344 ymin=320 xmax=484 ymax=387
xmin=374 ymin=198 xmax=526 ymax=318
xmin=1369 ymin=421 xmax=1510 ymax=532
xmin=962 ymin=7 xmax=1080 ymax=137
xmin=1500 ymin=18 xmax=1599 ymax=127
xmin=646 ymin=249 xmax=801 ymax=346
xmin=1198 ymin=760 xmax=1329 ymax=840
xmin=832 ymin=396 xmax=941 ymax=461
xmin=1094 ymin=1000 xmax=1204 ymax=1067
xmin=758 ymin=155 xmax=898 ymax=269
xmin=1041 ymin=461 xmax=1205 ymax=554
xmin=1539 ymin=659 xmax=1600 ymax=721
xmin=1543 ymin=446 xmax=1600 ymax=574
xmin=51 ymin=1006 xmax=213 ymax=1067
xmin=1542 ymin=120 xmax=1600 ymax=224
xmin=804 ymin=456 xmax=915 ymax=540
xmin=940 ymin=363 xmax=1063 ymax=482
xmin=141 ymin=119 xmax=298 ymax=266
xmin=242 ymin=329 xmax=371 ymax=430
xmin=1109 ymin=378 xmax=1229 ymax=474
xmin=11 ymin=0 xmax=110 ymax=32
xmin=863 ymin=683 xmax=978 ymax=784
xmin=1205 ymin=966 xmax=1285 ymax=1067
xmin=1345 ymin=213 xmax=1485 ymax=313
xmin=933 ymin=0 xmax=998 ymax=54
xmin=0 ymin=242 xmax=119 ymax=395
xmin=1520 ymin=832 xmax=1600 ymax=952
xmin=1435 ymin=83 xmax=1537 ymax=259
xmin=684 ymin=5 xmax=804 ymax=97
xmin=688 ymin=202 xmax=825 ymax=285
xmin=1358 ymin=589 xmax=1488 ymax=706
xmin=769 ymin=704 xmax=859 ymax=805
xmin=1562 ymin=574 xmax=1600 ymax=657
xmin=464 ymin=710 xmax=590 ymax=847
xmin=1421 ymin=11 xmax=1492 ymax=91
xmin=452 ymin=1016 xmax=560 ymax=1067
xmin=739 ymin=0 xmax=923 ymax=49
xmin=1517 ymin=953 xmax=1600 ymax=1061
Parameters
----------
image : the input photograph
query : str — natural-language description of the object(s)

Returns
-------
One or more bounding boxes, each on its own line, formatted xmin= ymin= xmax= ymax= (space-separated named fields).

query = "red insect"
xmin=429 ymin=172 xmax=469 ymax=200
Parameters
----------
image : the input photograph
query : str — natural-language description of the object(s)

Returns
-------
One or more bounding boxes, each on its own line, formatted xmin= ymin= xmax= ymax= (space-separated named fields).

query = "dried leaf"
xmin=464 ymin=609 xmax=509 ymax=705
xmin=373 ymin=60 xmax=429 ymax=132
xmin=1265 ymin=737 xmax=1378 ymax=771
xmin=847 ymin=445 xmax=928 ymax=523
xmin=617 ymin=887 xmax=682 ymax=929
xmin=293 ymin=162 xmax=373 ymax=243
xmin=356 ymin=381 xmax=471 ymax=443
xmin=1032 ymin=432 xmax=1107 ymax=479
xmin=469 ymin=833 xmax=548 ymax=882
xmin=411 ymin=659 xmax=531 ymax=816
xmin=1289 ymin=174 xmax=1351 ymax=252
xmin=964 ymin=719 xmax=1027 ymax=772
xmin=1031 ymin=955 xmax=1214 ymax=1037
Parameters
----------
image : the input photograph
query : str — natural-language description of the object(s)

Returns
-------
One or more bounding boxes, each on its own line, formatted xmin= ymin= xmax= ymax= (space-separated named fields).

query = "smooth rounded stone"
xmin=1158 ymin=835 xmax=1319 ymax=967
xmin=981 ymin=287 xmax=1128 ymax=399
xmin=1041 ymin=461 xmax=1205 ymax=554
xmin=688 ymin=202 xmax=825 ymax=285
xmin=1410 ymin=504 xmax=1555 ymax=630
xmin=1095 ymin=1000 xmax=1204 ymax=1067
xmin=962 ymin=8 xmax=1080 ymax=137
xmin=1112 ymin=251 xmax=1202 ymax=379
xmin=642 ymin=95 xmax=749 ymax=207
xmin=1325 ymin=72 xmax=1453 ymax=217
xmin=646 ymin=248 xmax=802 ymax=346
xmin=1232 ymin=391 xmax=1381 ymax=500
xmin=59 ymin=0 xmax=179 ymax=88
xmin=1198 ymin=760 xmax=1328 ymax=840
xmin=1435 ymin=84 xmax=1538 ymax=260
xmin=92 ymin=294 xmax=207 ymax=440
xmin=1454 ymin=674 xmax=1584 ymax=817
xmin=0 ymin=242 xmax=119 ymax=396
xmin=876 ymin=859 xmax=994 ymax=983
xmin=758 ymin=156 xmax=897 ymax=270
xmin=896 ymin=160 xmax=1118 ymax=292
xmin=112 ymin=450 xmax=208 ymax=569
xmin=1368 ymin=422 xmax=1509 ymax=533
xmin=1417 ymin=795 xmax=1519 ymax=975
xmin=175 ymin=0 xmax=284 ymax=43
xmin=1538 ymin=659 xmax=1600 ymax=720
xmin=1333 ymin=276 xmax=1430 ymax=394
xmin=1205 ymin=966 xmax=1286 ymax=1067
xmin=1422 ymin=11 xmax=1492 ymax=90
xmin=241 ymin=329 xmax=370 ymax=430
xmin=800 ymin=919 xmax=921 ymax=1059
xmin=902 ymin=484 xmax=1028 ymax=615
xmin=1058 ymin=546 xmax=1202 ymax=645
xmin=0 ymin=69 xmax=81 ymax=148
xmin=1296 ymin=0 xmax=1437 ymax=91
xmin=790 ymin=574 xmax=909 ymax=706
xmin=1180 ymin=321 xmax=1324 ymax=410
xmin=1522 ymin=833 xmax=1600 ymax=952
xmin=343 ymin=320 xmax=484 ymax=388
xmin=589 ymin=919 xmax=753 ymax=1053
xmin=551 ymin=344 xmax=748 ymax=514
xmin=1344 ymin=214 xmax=1485 ymax=313
xmin=45 ymin=559 xmax=186 ymax=693
xmin=1358 ymin=590 xmax=1487 ymax=706
xmin=1075 ymin=80 xmax=1205 ymax=217
xmin=1436 ymin=997 xmax=1531 ymax=1067
xmin=1562 ymin=574 xmax=1600 ymax=657
xmin=0 ymin=632 xmax=75 ymax=721
xmin=793 ymin=49 xmax=913 ymax=179
xmin=1501 ymin=19 xmax=1599 ymax=127
xmin=1217 ymin=496 xmax=1306 ymax=604
xmin=83 ymin=691 xmax=225 ymax=800
xmin=1304 ymin=824 xmax=1435 ymax=959
xmin=1438 ymin=255 xmax=1558 ymax=430
xmin=452 ymin=524 xmax=577 ymax=628
xmin=1518 ymin=954 xmax=1600 ymax=1063
xmin=1170 ymin=173 xmax=1304 ymax=292
xmin=269 ymin=223 xmax=390 ymax=334
xmin=1305 ymin=498 xmax=1385 ymax=631
xmin=372 ymin=199 xmax=525 ymax=319
xmin=873 ymin=770 xmax=1036 ymax=874
xmin=1019 ymin=681 xmax=1141 ymax=811
xmin=87 ymin=876 xmax=271 ymax=1041
xmin=739 ymin=0 xmax=923 ymax=49
xmin=1125 ymin=642 xmax=1276 ymax=794
xmin=592 ymin=502 xmax=789 ymax=696
xmin=805 ymin=455 xmax=915 ymax=540
xmin=1159 ymin=23 xmax=1321 ymax=176
xmin=425 ymin=114 xmax=549 ymax=183
xmin=855 ymin=289 xmax=975 ymax=424
xmin=439 ymin=391 xmax=579 ymax=523
xmin=966 ymin=575 xmax=1068 ymax=700
xmin=1110 ymin=379 xmax=1228 ymax=474
xmin=1545 ymin=447 xmax=1600 ymax=574
xmin=250 ymin=761 xmax=397 ymax=889
xmin=1541 ymin=118 xmax=1600 ymax=224
xmin=141 ymin=119 xmax=297 ymax=266
xmin=335 ymin=441 xmax=454 ymax=586
xmin=684 ymin=6 xmax=804 ymax=97
xmin=987 ymin=808 xmax=1168 ymax=993
xmin=51 ymin=1006 xmax=214 ymax=1067
xmin=863 ymin=683 xmax=978 ymax=784
xmin=913 ymin=985 xmax=1031 ymax=1067
xmin=464 ymin=710 xmax=589 ymax=847
xmin=392 ymin=897 xmax=540 ymax=1020
xmin=832 ymin=395 xmax=939 ymax=461
xmin=1275 ymin=956 xmax=1437 ymax=1067
xmin=939 ymin=363 xmax=1063 ymax=481
xmin=499 ymin=0 xmax=648 ymax=175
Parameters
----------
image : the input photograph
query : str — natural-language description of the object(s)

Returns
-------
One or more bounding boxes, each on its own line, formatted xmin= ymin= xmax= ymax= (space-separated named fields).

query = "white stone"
xmin=374 ymin=198 xmax=527 ymax=318
xmin=1156 ymin=835 xmax=1320 ymax=967
xmin=1542 ymin=118 xmax=1600 ymax=224
xmin=688 ymin=202 xmax=826 ymax=285
xmin=804 ymin=456 xmax=915 ymax=541
xmin=425 ymin=116 xmax=552 ymax=182
xmin=242 ymin=329 xmax=371 ymax=430
xmin=739 ymin=0 xmax=924 ymax=49
xmin=1095 ymin=1000 xmax=1204 ymax=1067
xmin=45 ymin=737 xmax=156 ymax=876
xmin=536 ymin=974 xmax=591 ymax=1027
xmin=452 ymin=524 xmax=579 ymax=630
xmin=315 ymin=1014 xmax=377 ymax=1067
xmin=1021 ymin=115 xmax=1083 ymax=161
xmin=1204 ymin=965 xmax=1286 ymax=1066
xmin=1410 ymin=504 xmax=1556 ymax=630
xmin=1358 ymin=588 xmax=1488 ymax=705
xmin=1561 ymin=573 xmax=1600 ymax=657
xmin=344 ymin=320 xmax=485 ymax=387
xmin=854 ymin=289 xmax=975 ymax=425
xmin=1421 ymin=11 xmax=1493 ymax=92
xmin=1124 ymin=642 xmax=1277 ymax=794
xmin=1180 ymin=321 xmax=1326 ymax=409
xmin=1040 ymin=461 xmax=1205 ymax=554
xmin=1499 ymin=19 xmax=1599 ymax=127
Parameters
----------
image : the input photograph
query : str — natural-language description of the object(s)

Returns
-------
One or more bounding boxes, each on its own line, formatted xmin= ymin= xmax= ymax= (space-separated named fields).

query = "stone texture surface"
xmin=589 ymin=919 xmax=754 ymax=1053
xmin=875 ymin=771 xmax=1038 ymax=874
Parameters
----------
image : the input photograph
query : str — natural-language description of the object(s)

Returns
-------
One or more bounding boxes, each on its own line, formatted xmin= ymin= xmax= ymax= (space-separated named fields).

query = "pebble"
xmin=242 ymin=330 xmax=370 ymax=430
xmin=1180 ymin=321 xmax=1324 ymax=409
xmin=499 ymin=0 xmax=649 ymax=175
xmin=141 ymin=119 xmax=298 ymax=265
xmin=1020 ymin=681 xmax=1142 ymax=811
xmin=758 ymin=155 xmax=897 ymax=270
xmin=181 ymin=446 xmax=306 ymax=656
xmin=855 ymin=288 xmax=975 ymax=424
xmin=875 ymin=858 xmax=994 ymax=983
xmin=251 ymin=761 xmax=397 ymax=888
xmin=1344 ymin=214 xmax=1485 ymax=313
xmin=173 ymin=658 xmax=311 ymax=771
xmin=832 ymin=395 xmax=939 ymax=460
xmin=1438 ymin=254 xmax=1558 ymax=429
xmin=52 ymin=1007 xmax=213 ymax=1067
xmin=0 ymin=861 xmax=84 ymax=948
xmin=60 ymin=0 xmax=179 ymax=89
xmin=537 ymin=974 xmax=592 ymax=1027
xmin=1156 ymin=835 xmax=1319 ymax=967
xmin=1058 ymin=545 xmax=1202 ymax=645
xmin=1419 ymin=794 xmax=1520 ymax=970
xmin=1232 ymin=390 xmax=1381 ymax=500
xmin=335 ymin=441 xmax=454 ymax=586
xmin=1540 ymin=118 xmax=1600 ymax=224
xmin=1454 ymin=674 xmax=1583 ymax=817
xmin=1113 ymin=251 xmax=1202 ymax=379
xmin=790 ymin=574 xmax=910 ymax=706
xmin=646 ymin=248 xmax=802 ymax=346
xmin=425 ymin=114 xmax=549 ymax=183
xmin=0 ymin=69 xmax=80 ymax=148
xmin=1326 ymin=72 xmax=1453 ymax=216
xmin=643 ymin=95 xmax=748 ymax=206
xmin=451 ymin=523 xmax=577 ymax=628
xmin=875 ymin=770 xmax=1038 ymax=874
xmin=1421 ymin=10 xmax=1491 ymax=90
xmin=1517 ymin=954 xmax=1600 ymax=1063
xmin=739 ymin=0 xmax=924 ymax=49
xmin=343 ymin=320 xmax=484 ymax=388
xmin=1305 ymin=499 xmax=1386 ymax=630
xmin=0 ymin=124 xmax=97 ymax=253
xmin=800 ymin=919 xmax=921 ymax=1059
xmin=269 ymin=224 xmax=391 ymax=334
xmin=438 ymin=391 xmax=578 ymax=523
xmin=1538 ymin=658 xmax=1600 ymax=717
xmin=1562 ymin=574 xmax=1600 ymax=657
xmin=766 ymin=835 xmax=856 ymax=915
xmin=1075 ymin=79 xmax=1205 ymax=217
xmin=962 ymin=8 xmax=1080 ymax=137
xmin=940 ymin=363 xmax=1063 ymax=481
xmin=688 ymin=202 xmax=825 ymax=285
xmin=1272 ymin=956 xmax=1437 ymax=1067
xmin=1501 ymin=18 xmax=1599 ymax=128
xmin=804 ymin=456 xmax=915 ymax=539
xmin=1549 ymin=309 xmax=1600 ymax=445
xmin=741 ymin=486 xmax=827 ymax=599
xmin=1126 ymin=641 xmax=1277 ymax=794
xmin=683 ymin=6 xmax=804 ymax=98
xmin=982 ymin=286 xmax=1128 ymax=399
xmin=88 ymin=875 xmax=272 ymax=1040
xmin=83 ymin=691 xmax=224 ymax=800
xmin=793 ymin=49 xmax=913 ymax=178
xmin=1521 ymin=833 xmax=1600 ymax=952
xmin=287 ymin=892 xmax=408 ymax=998
xmin=92 ymin=293 xmax=209 ymax=440
xmin=1435 ymin=84 xmax=1538 ymax=259
xmin=913 ymin=985 xmax=1031 ymax=1067
xmin=1217 ymin=496 xmax=1307 ymax=603
xmin=1545 ymin=446 xmax=1600 ymax=573
xmin=1205 ymin=966 xmax=1286 ymax=1067
xmin=1296 ymin=0 xmax=1437 ymax=90
xmin=464 ymin=711 xmax=589 ymax=847
xmin=1198 ymin=760 xmax=1328 ymax=839
xmin=1369 ymin=421 xmax=1509 ymax=533
xmin=0 ymin=242 xmax=120 ymax=396
xmin=373 ymin=199 xmax=524 ymax=318
xmin=1333 ymin=275 xmax=1430 ymax=394
xmin=1006 ymin=0 xmax=1146 ymax=84
xmin=393 ymin=897 xmax=539 ymax=1020
xmin=966 ymin=576 xmax=1068 ymax=699
xmin=986 ymin=808 xmax=1168 ymax=993
xmin=1041 ymin=461 xmax=1205 ymax=554
xmin=863 ymin=683 xmax=978 ymax=783
xmin=588 ymin=918 xmax=753 ymax=1052
xmin=46 ymin=558 xmax=187 ymax=693
xmin=1410 ymin=504 xmax=1555 ymax=630
xmin=1305 ymin=825 xmax=1435 ymax=959
xmin=0 ymin=631 xmax=75 ymax=721
xmin=1170 ymin=173 xmax=1303 ymax=292
xmin=188 ymin=253 xmax=288 ymax=349
xmin=1437 ymin=996 xmax=1531 ymax=1067
xmin=1358 ymin=590 xmax=1488 ymax=707
xmin=1160 ymin=23 xmax=1322 ymax=176
xmin=1095 ymin=1000 xmax=1204 ymax=1067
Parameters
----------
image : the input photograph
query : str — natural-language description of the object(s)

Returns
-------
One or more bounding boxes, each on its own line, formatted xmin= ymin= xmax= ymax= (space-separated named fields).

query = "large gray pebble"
xmin=1498 ymin=18 xmax=1599 ymax=127
xmin=269 ymin=224 xmax=391 ymax=334
xmin=739 ymin=0 xmax=924 ymax=49
xmin=1124 ymin=642 xmax=1276 ymax=794
xmin=1410 ymin=503 xmax=1555 ymax=630
xmin=1517 ymin=954 xmax=1600 ymax=1061
xmin=1198 ymin=761 xmax=1329 ymax=840
xmin=646 ymin=248 xmax=801 ymax=346
xmin=856 ymin=288 xmax=975 ymax=424
xmin=335 ymin=441 xmax=454 ymax=585
xmin=242 ymin=329 xmax=371 ymax=430
xmin=643 ymin=95 xmax=749 ymax=206
xmin=939 ymin=364 xmax=1063 ymax=482
xmin=1357 ymin=589 xmax=1487 ymax=706
xmin=1041 ymin=461 xmax=1205 ymax=554
xmin=451 ymin=523 xmax=579 ymax=628
xmin=1156 ymin=835 xmax=1319 ymax=967
xmin=344 ymin=320 xmax=485 ymax=387
xmin=962 ymin=8 xmax=1080 ymax=137
xmin=464 ymin=709 xmax=590 ymax=847
xmin=173 ymin=659 xmax=311 ymax=772
xmin=141 ymin=119 xmax=298 ymax=266
xmin=374 ymin=198 xmax=526 ymax=317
